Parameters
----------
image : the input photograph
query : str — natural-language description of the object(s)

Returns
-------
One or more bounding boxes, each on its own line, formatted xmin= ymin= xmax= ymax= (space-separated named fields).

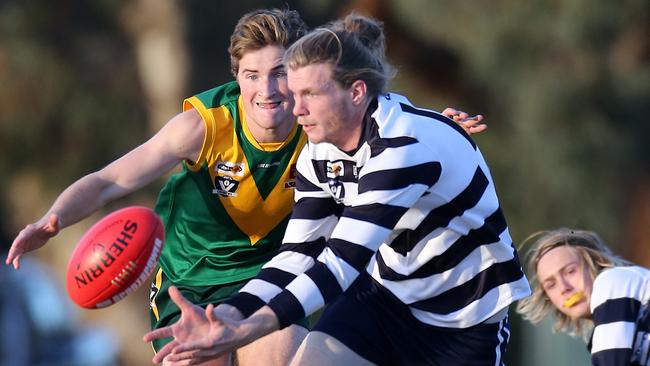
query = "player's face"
xmin=236 ymin=45 xmax=295 ymax=142
xmin=289 ymin=63 xmax=361 ymax=151
xmin=537 ymin=246 xmax=594 ymax=319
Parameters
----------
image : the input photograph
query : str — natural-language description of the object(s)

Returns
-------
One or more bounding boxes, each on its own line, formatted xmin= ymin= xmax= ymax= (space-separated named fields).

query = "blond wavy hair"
xmin=516 ymin=228 xmax=630 ymax=338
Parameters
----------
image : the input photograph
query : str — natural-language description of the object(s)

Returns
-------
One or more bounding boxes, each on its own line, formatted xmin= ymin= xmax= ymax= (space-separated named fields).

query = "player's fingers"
xmin=144 ymin=326 xmax=174 ymax=342
xmin=171 ymin=338 xmax=214 ymax=355
xmin=206 ymin=304 xmax=215 ymax=321
xmin=441 ymin=107 xmax=457 ymax=118
xmin=153 ymin=340 xmax=180 ymax=363
xmin=206 ymin=303 xmax=219 ymax=322
xmin=162 ymin=353 xmax=193 ymax=366
xmin=168 ymin=286 xmax=194 ymax=311
xmin=461 ymin=115 xmax=485 ymax=127
xmin=11 ymin=254 xmax=21 ymax=270
xmin=469 ymin=124 xmax=488 ymax=134
xmin=167 ymin=349 xmax=221 ymax=365
xmin=6 ymin=231 xmax=25 ymax=266
xmin=165 ymin=349 xmax=201 ymax=361
xmin=4 ymin=248 xmax=13 ymax=266
xmin=463 ymin=114 xmax=483 ymax=124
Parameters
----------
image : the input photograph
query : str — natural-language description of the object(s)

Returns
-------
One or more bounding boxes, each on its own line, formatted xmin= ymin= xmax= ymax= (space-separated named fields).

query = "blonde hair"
xmin=228 ymin=8 xmax=307 ymax=77
xmin=283 ymin=12 xmax=395 ymax=99
xmin=516 ymin=228 xmax=630 ymax=338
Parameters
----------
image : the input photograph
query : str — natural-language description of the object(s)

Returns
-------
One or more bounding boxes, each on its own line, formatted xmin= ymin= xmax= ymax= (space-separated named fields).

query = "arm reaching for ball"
xmin=144 ymin=286 xmax=279 ymax=365
xmin=6 ymin=110 xmax=205 ymax=269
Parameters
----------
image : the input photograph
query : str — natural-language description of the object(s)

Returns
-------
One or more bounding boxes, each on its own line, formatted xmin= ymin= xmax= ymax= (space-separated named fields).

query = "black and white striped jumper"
xmin=225 ymin=92 xmax=531 ymax=330
xmin=589 ymin=265 xmax=650 ymax=366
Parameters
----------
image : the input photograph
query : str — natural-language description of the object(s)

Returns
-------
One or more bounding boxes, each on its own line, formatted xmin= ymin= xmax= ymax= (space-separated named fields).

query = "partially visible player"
xmin=145 ymin=13 xmax=529 ymax=366
xmin=6 ymin=7 xmax=484 ymax=366
xmin=517 ymin=228 xmax=650 ymax=366
xmin=7 ymin=8 xmax=310 ymax=366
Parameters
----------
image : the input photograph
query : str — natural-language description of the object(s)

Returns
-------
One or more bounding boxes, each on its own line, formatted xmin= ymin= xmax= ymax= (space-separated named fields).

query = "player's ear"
xmin=350 ymin=80 xmax=367 ymax=105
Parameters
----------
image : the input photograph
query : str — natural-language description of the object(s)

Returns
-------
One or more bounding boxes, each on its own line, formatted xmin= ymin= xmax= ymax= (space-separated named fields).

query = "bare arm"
xmin=6 ymin=109 xmax=205 ymax=269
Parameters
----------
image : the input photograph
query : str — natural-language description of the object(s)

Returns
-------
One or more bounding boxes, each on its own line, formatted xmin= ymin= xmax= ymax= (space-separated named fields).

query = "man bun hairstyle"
xmin=228 ymin=8 xmax=308 ymax=77
xmin=284 ymin=12 xmax=395 ymax=99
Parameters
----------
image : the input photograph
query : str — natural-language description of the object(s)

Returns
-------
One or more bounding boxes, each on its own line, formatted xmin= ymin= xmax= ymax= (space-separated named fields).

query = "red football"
xmin=66 ymin=206 xmax=164 ymax=309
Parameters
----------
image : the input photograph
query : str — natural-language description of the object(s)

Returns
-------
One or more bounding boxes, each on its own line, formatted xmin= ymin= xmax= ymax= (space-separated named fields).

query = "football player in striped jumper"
xmin=517 ymin=228 xmax=650 ymax=366
xmin=145 ymin=13 xmax=530 ymax=366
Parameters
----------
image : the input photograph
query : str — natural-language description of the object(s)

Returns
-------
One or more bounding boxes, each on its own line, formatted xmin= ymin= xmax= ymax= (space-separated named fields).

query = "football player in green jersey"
xmin=6 ymin=7 xmax=485 ymax=366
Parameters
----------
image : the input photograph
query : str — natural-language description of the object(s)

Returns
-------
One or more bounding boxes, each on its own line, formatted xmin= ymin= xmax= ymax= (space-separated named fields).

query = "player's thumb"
xmin=47 ymin=213 xmax=61 ymax=235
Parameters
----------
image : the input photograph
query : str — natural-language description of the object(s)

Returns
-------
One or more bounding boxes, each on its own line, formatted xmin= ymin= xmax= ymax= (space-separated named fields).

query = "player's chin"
xmin=566 ymin=303 xmax=590 ymax=319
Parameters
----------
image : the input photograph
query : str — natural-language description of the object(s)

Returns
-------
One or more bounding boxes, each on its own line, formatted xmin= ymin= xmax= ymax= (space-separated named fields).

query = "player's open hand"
xmin=144 ymin=286 xmax=244 ymax=365
xmin=6 ymin=213 xmax=60 ymax=269
xmin=442 ymin=107 xmax=487 ymax=135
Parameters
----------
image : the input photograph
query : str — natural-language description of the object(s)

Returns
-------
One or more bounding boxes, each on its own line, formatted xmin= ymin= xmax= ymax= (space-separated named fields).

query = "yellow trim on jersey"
xmin=233 ymin=96 xmax=302 ymax=243
xmin=150 ymin=268 xmax=164 ymax=321
xmin=181 ymin=95 xmax=306 ymax=245
xmin=183 ymin=97 xmax=217 ymax=172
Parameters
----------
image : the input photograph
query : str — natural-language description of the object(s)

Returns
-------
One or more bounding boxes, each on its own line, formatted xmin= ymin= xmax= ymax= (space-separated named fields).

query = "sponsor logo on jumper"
xmin=216 ymin=162 xmax=245 ymax=176
xmin=213 ymin=176 xmax=240 ymax=197
xmin=258 ymin=161 xmax=281 ymax=169
xmin=327 ymin=161 xmax=344 ymax=179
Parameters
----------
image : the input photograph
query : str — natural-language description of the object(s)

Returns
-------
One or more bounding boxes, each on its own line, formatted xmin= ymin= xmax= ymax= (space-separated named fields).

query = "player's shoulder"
xmin=595 ymin=266 xmax=649 ymax=286
xmin=592 ymin=266 xmax=650 ymax=306
xmin=191 ymin=81 xmax=241 ymax=109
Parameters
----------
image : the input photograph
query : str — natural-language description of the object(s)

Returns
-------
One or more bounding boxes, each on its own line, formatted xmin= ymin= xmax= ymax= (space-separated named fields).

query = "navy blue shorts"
xmin=312 ymin=274 xmax=510 ymax=366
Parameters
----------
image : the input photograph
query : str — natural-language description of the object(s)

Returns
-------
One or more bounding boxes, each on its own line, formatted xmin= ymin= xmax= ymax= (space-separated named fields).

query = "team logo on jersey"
xmin=328 ymin=179 xmax=345 ymax=201
xmin=284 ymin=164 xmax=297 ymax=189
xmin=216 ymin=162 xmax=245 ymax=177
xmin=212 ymin=176 xmax=240 ymax=197
xmin=326 ymin=161 xmax=344 ymax=179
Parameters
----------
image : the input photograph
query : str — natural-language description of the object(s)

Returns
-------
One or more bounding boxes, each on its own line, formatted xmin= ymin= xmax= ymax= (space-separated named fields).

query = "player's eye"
xmin=543 ymin=281 xmax=555 ymax=291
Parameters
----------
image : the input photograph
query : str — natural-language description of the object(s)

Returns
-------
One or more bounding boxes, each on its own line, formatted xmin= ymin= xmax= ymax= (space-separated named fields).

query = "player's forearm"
xmin=46 ymin=172 xmax=127 ymax=229
xmin=240 ymin=306 xmax=280 ymax=343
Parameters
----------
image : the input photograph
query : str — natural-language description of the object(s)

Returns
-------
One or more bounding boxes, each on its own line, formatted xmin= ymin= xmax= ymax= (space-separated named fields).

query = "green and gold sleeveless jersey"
xmin=155 ymin=81 xmax=307 ymax=286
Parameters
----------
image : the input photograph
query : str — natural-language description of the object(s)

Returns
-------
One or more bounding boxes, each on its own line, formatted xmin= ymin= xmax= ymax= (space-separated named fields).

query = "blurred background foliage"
xmin=1 ymin=0 xmax=648 ymax=365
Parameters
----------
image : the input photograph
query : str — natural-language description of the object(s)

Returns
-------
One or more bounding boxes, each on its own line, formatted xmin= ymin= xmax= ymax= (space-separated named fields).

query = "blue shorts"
xmin=312 ymin=274 xmax=510 ymax=366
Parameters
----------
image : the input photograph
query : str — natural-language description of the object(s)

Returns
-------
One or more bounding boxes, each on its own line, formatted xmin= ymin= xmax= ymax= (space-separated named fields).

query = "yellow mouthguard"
xmin=563 ymin=292 xmax=585 ymax=308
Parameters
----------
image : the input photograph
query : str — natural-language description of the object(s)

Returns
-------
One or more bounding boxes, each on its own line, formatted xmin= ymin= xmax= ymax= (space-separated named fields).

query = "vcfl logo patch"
xmin=213 ymin=176 xmax=239 ymax=197
xmin=328 ymin=179 xmax=345 ymax=201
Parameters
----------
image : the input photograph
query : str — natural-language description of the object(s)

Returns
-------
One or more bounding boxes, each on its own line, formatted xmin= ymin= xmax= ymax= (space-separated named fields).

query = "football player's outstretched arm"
xmin=6 ymin=109 xmax=205 ymax=269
